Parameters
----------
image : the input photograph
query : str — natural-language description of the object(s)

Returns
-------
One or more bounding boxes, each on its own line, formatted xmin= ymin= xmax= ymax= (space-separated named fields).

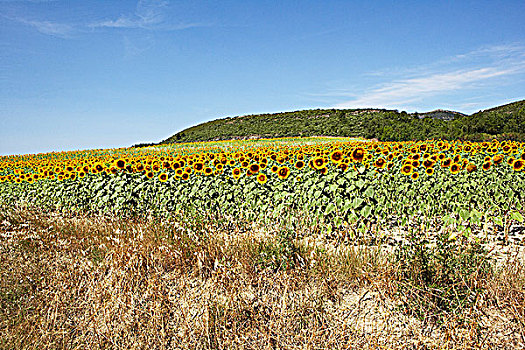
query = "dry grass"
xmin=1 ymin=206 xmax=524 ymax=349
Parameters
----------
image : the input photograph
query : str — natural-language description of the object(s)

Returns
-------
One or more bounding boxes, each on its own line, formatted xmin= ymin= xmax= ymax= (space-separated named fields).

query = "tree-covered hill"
xmin=159 ymin=100 xmax=524 ymax=144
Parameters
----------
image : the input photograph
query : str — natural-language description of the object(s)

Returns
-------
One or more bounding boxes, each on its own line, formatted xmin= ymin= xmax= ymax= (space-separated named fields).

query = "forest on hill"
xmin=159 ymin=100 xmax=525 ymax=144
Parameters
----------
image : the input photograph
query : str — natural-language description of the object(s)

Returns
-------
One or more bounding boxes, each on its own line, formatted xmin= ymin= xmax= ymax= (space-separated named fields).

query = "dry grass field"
xmin=1 ymin=205 xmax=524 ymax=349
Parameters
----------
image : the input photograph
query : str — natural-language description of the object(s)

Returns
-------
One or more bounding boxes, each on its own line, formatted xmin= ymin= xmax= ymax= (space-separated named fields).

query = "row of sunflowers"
xmin=1 ymin=137 xmax=524 ymax=236
xmin=2 ymin=138 xmax=524 ymax=183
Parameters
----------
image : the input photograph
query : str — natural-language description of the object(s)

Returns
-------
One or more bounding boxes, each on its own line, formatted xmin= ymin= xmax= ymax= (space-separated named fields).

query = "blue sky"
xmin=1 ymin=0 xmax=524 ymax=156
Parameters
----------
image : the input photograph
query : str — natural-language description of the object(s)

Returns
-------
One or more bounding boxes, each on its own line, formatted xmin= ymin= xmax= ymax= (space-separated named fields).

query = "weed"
xmin=393 ymin=230 xmax=493 ymax=324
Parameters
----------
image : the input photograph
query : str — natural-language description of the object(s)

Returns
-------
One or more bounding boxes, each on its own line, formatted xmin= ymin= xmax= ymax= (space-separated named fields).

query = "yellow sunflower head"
xmin=330 ymin=150 xmax=344 ymax=163
xmin=513 ymin=159 xmax=524 ymax=171
xmin=450 ymin=163 xmax=461 ymax=174
xmin=257 ymin=173 xmax=268 ymax=184
xmin=401 ymin=164 xmax=413 ymax=175
xmin=374 ymin=158 xmax=386 ymax=168
xmin=312 ymin=157 xmax=325 ymax=169
xmin=277 ymin=166 xmax=290 ymax=180
xmin=295 ymin=160 xmax=305 ymax=169
xmin=351 ymin=148 xmax=365 ymax=162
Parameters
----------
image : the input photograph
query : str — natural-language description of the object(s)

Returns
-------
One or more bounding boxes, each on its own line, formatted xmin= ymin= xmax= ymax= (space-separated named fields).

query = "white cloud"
xmin=12 ymin=17 xmax=72 ymax=37
xmin=334 ymin=44 xmax=525 ymax=110
xmin=90 ymin=0 xmax=168 ymax=29
xmin=89 ymin=0 xmax=213 ymax=31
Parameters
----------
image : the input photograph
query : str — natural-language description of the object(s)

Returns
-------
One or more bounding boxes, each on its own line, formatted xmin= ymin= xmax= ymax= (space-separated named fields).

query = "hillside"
xmin=160 ymin=100 xmax=525 ymax=144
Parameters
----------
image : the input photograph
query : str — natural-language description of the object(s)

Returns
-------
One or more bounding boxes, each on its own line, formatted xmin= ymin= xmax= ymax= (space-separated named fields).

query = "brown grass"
xmin=1 ymin=206 xmax=524 ymax=349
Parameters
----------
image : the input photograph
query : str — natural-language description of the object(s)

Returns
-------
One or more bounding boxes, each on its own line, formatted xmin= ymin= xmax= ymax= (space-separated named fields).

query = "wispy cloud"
xmin=88 ymin=0 xmax=209 ymax=31
xmin=333 ymin=44 xmax=525 ymax=110
xmin=3 ymin=0 xmax=213 ymax=38
xmin=90 ymin=0 xmax=168 ymax=29
xmin=8 ymin=16 xmax=73 ymax=37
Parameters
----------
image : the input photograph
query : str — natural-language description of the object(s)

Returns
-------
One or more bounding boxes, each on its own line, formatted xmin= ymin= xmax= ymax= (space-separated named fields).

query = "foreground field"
xmin=1 ymin=137 xmax=525 ymax=348
xmin=1 ymin=207 xmax=524 ymax=349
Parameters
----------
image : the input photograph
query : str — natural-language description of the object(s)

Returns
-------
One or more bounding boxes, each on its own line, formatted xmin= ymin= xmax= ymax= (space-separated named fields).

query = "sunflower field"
xmin=1 ymin=137 xmax=524 ymax=238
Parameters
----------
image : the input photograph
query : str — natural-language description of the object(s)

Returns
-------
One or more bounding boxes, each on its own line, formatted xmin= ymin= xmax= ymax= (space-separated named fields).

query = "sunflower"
xmin=351 ymin=148 xmax=365 ymax=162
xmin=232 ymin=167 xmax=241 ymax=179
xmin=513 ymin=159 xmax=524 ymax=171
xmin=450 ymin=163 xmax=460 ymax=174
xmin=425 ymin=167 xmax=434 ymax=175
xmin=521 ymin=153 xmax=525 ymax=161
xmin=374 ymin=158 xmax=386 ymax=169
xmin=312 ymin=157 xmax=325 ymax=169
xmin=422 ymin=159 xmax=434 ymax=168
xmin=441 ymin=158 xmax=452 ymax=168
xmin=249 ymin=163 xmax=260 ymax=173
xmin=412 ymin=160 xmax=420 ymax=168
xmin=319 ymin=167 xmax=328 ymax=175
xmin=194 ymin=162 xmax=204 ymax=172
xmin=115 ymin=159 xmax=126 ymax=169
xmin=181 ymin=172 xmax=189 ymax=181
xmin=204 ymin=167 xmax=213 ymax=175
xmin=401 ymin=164 xmax=413 ymax=175
xmin=482 ymin=161 xmax=491 ymax=171
xmin=507 ymin=157 xmax=515 ymax=165
xmin=466 ymin=163 xmax=477 ymax=173
xmin=493 ymin=154 xmax=504 ymax=165
xmin=94 ymin=163 xmax=104 ymax=173
xmin=277 ymin=166 xmax=290 ymax=180
xmin=411 ymin=172 xmax=419 ymax=180
xmin=159 ymin=173 xmax=168 ymax=182
xmin=257 ymin=173 xmax=268 ymax=184
xmin=330 ymin=150 xmax=344 ymax=163
xmin=293 ymin=160 xmax=304 ymax=170
xmin=146 ymin=171 xmax=154 ymax=179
